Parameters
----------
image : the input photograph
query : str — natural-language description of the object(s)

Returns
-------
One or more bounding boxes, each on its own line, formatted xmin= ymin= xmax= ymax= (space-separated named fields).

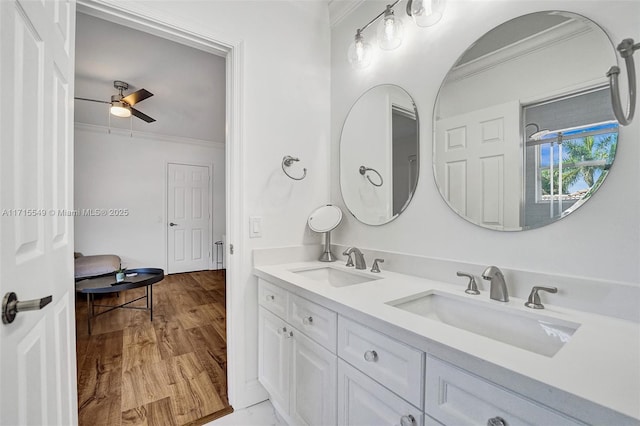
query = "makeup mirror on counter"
xmin=433 ymin=11 xmax=619 ymax=231
xmin=308 ymin=204 xmax=343 ymax=262
xmin=340 ymin=85 xmax=419 ymax=226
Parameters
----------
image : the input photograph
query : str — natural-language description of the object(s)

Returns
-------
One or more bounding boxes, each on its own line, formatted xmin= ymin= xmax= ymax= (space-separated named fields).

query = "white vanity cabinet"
xmin=257 ymin=276 xmax=594 ymax=426
xmin=425 ymin=356 xmax=585 ymax=426
xmin=258 ymin=279 xmax=337 ymax=426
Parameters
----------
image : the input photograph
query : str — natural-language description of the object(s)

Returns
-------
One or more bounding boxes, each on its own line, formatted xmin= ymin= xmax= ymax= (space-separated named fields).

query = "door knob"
xmin=169 ymin=222 xmax=178 ymax=227
xmin=2 ymin=292 xmax=53 ymax=324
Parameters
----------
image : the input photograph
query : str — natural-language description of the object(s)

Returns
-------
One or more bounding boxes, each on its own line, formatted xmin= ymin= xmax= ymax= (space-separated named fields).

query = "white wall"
xmin=86 ymin=0 xmax=332 ymax=409
xmin=331 ymin=0 xmax=640 ymax=285
xmin=74 ymin=126 xmax=226 ymax=270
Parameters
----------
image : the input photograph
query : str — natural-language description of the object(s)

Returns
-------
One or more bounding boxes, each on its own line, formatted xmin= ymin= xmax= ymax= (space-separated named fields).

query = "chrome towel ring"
xmin=282 ymin=155 xmax=307 ymax=180
xmin=359 ymin=165 xmax=383 ymax=187
xmin=607 ymin=38 xmax=640 ymax=126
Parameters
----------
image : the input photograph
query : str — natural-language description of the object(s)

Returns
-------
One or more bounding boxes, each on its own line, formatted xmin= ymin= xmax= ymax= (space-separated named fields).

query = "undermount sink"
xmin=291 ymin=266 xmax=380 ymax=287
xmin=387 ymin=291 xmax=580 ymax=357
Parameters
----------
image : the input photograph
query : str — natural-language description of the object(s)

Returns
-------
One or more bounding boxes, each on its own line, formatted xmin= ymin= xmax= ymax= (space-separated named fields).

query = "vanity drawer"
xmin=338 ymin=359 xmax=423 ymax=426
xmin=258 ymin=278 xmax=288 ymax=319
xmin=288 ymin=293 xmax=337 ymax=353
xmin=425 ymin=356 xmax=584 ymax=426
xmin=338 ymin=316 xmax=424 ymax=408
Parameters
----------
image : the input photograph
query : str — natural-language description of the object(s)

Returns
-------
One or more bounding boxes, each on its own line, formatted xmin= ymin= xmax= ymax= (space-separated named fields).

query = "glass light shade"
xmin=409 ymin=0 xmax=446 ymax=27
xmin=377 ymin=8 xmax=404 ymax=50
xmin=110 ymin=101 xmax=131 ymax=118
xmin=348 ymin=32 xmax=373 ymax=69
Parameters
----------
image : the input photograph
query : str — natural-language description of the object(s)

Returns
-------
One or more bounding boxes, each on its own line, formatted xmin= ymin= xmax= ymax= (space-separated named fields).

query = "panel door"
xmin=0 ymin=0 xmax=77 ymax=424
xmin=258 ymin=307 xmax=291 ymax=415
xmin=338 ymin=359 xmax=423 ymax=426
xmin=167 ymin=163 xmax=210 ymax=273
xmin=290 ymin=327 xmax=337 ymax=426
xmin=435 ymin=101 xmax=521 ymax=229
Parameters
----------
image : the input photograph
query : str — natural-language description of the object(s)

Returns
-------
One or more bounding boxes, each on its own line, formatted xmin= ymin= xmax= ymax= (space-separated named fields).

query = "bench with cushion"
xmin=74 ymin=253 xmax=121 ymax=279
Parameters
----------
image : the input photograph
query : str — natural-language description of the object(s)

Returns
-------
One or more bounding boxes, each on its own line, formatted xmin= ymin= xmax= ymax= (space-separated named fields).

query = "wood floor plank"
xmin=175 ymin=304 xmax=219 ymax=330
xmin=76 ymin=270 xmax=230 ymax=426
xmin=169 ymin=370 xmax=226 ymax=424
xmin=165 ymin=352 xmax=206 ymax=385
xmin=79 ymin=395 xmax=123 ymax=426
xmin=121 ymin=397 xmax=177 ymax=426
xmin=194 ymin=349 xmax=228 ymax=403
xmin=121 ymin=361 xmax=171 ymax=411
xmin=154 ymin=315 xmax=195 ymax=360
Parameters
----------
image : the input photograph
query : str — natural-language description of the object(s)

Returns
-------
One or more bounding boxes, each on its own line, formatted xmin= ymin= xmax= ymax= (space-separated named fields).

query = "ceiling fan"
xmin=75 ymin=80 xmax=156 ymax=123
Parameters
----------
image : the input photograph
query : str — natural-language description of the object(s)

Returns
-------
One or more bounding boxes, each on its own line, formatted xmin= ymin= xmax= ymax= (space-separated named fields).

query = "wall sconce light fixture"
xmin=406 ymin=0 xmax=446 ymax=27
xmin=348 ymin=0 xmax=446 ymax=69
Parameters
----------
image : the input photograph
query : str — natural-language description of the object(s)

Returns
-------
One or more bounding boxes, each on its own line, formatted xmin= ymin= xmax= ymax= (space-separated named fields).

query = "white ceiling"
xmin=75 ymin=13 xmax=226 ymax=143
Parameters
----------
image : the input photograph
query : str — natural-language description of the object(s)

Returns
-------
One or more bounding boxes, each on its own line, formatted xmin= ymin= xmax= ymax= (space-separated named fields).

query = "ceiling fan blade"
xmin=130 ymin=107 xmax=156 ymax=123
xmin=74 ymin=97 xmax=110 ymax=104
xmin=122 ymin=88 xmax=153 ymax=106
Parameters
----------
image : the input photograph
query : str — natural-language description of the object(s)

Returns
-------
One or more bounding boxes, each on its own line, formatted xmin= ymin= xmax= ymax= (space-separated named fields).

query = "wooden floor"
xmin=75 ymin=270 xmax=232 ymax=426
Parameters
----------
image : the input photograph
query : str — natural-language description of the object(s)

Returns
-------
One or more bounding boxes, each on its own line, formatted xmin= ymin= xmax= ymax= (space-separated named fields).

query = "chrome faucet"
xmin=343 ymin=247 xmax=366 ymax=270
xmin=481 ymin=266 xmax=509 ymax=302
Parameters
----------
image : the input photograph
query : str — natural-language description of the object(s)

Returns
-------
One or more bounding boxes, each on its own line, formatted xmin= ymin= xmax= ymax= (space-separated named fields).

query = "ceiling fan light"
xmin=110 ymin=101 xmax=131 ymax=118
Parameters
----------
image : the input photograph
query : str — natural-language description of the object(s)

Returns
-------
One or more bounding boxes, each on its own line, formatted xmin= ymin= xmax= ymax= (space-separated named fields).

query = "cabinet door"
xmin=338 ymin=359 xmax=423 ymax=426
xmin=290 ymin=327 xmax=337 ymax=426
xmin=258 ymin=307 xmax=290 ymax=414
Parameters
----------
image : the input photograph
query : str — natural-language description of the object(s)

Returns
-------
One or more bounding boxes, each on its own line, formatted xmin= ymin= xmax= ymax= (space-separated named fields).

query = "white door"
xmin=167 ymin=163 xmax=210 ymax=273
xmin=258 ymin=307 xmax=290 ymax=415
xmin=337 ymin=360 xmax=422 ymax=426
xmin=290 ymin=328 xmax=337 ymax=426
xmin=435 ymin=101 xmax=521 ymax=229
xmin=0 ymin=1 xmax=77 ymax=425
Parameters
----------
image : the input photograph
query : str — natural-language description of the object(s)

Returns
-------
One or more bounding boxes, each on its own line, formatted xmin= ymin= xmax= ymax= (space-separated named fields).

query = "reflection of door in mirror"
xmin=392 ymin=106 xmax=418 ymax=215
xmin=435 ymin=101 xmax=520 ymax=230
xmin=523 ymin=87 xmax=618 ymax=228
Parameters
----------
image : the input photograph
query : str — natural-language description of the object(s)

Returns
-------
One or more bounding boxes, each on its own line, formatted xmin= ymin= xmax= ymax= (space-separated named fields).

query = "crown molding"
xmin=74 ymin=122 xmax=225 ymax=149
xmin=329 ymin=0 xmax=367 ymax=27
xmin=448 ymin=18 xmax=593 ymax=83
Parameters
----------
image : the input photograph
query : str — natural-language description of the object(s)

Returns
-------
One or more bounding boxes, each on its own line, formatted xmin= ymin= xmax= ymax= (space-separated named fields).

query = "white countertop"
xmin=254 ymin=261 xmax=640 ymax=421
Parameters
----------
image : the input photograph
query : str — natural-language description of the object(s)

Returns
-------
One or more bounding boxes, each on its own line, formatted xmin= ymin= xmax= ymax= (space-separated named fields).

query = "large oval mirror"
xmin=433 ymin=11 xmax=618 ymax=231
xmin=340 ymin=85 xmax=419 ymax=225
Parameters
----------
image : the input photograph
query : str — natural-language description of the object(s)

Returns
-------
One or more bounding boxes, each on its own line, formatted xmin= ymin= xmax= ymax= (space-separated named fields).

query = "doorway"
xmin=72 ymin=4 xmax=239 ymax=422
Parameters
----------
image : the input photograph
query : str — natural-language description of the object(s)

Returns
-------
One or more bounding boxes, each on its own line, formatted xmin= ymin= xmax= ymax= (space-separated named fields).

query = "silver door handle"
xmin=2 ymin=292 xmax=53 ymax=324
xmin=169 ymin=222 xmax=178 ymax=227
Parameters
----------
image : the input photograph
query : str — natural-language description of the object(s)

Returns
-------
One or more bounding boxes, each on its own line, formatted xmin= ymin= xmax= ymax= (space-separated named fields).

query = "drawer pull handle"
xmin=364 ymin=350 xmax=378 ymax=362
xmin=278 ymin=327 xmax=287 ymax=334
xmin=266 ymin=295 xmax=275 ymax=301
xmin=285 ymin=330 xmax=294 ymax=339
xmin=303 ymin=316 xmax=313 ymax=325
xmin=487 ymin=416 xmax=507 ymax=426
xmin=400 ymin=414 xmax=416 ymax=426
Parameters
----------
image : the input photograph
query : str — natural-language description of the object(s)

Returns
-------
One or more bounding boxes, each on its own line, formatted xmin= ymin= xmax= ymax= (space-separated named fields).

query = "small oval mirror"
xmin=340 ymin=85 xmax=420 ymax=226
xmin=308 ymin=204 xmax=343 ymax=233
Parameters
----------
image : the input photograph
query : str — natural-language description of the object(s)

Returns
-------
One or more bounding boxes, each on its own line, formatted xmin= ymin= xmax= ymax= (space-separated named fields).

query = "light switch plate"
xmin=249 ymin=216 xmax=262 ymax=238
